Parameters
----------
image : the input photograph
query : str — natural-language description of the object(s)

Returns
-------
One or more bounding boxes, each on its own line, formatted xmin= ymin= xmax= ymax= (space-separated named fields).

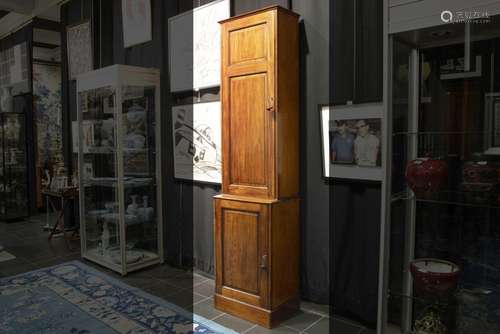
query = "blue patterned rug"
xmin=0 ymin=261 xmax=235 ymax=334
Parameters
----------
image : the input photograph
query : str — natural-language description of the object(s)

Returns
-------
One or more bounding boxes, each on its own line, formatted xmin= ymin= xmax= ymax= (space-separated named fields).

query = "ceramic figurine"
xmin=101 ymin=222 xmax=110 ymax=256
xmin=127 ymin=195 xmax=139 ymax=215
xmin=461 ymin=155 xmax=497 ymax=203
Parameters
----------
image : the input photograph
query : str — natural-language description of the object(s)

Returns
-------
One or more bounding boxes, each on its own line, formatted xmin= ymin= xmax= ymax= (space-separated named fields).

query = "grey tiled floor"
xmin=0 ymin=217 xmax=373 ymax=334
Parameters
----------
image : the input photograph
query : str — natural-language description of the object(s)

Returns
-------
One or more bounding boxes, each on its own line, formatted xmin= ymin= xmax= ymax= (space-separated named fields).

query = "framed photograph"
xmin=121 ymin=0 xmax=152 ymax=48
xmin=67 ymin=21 xmax=93 ymax=80
xmin=320 ymin=104 xmax=383 ymax=181
xmin=168 ymin=0 xmax=230 ymax=92
xmin=172 ymin=101 xmax=222 ymax=184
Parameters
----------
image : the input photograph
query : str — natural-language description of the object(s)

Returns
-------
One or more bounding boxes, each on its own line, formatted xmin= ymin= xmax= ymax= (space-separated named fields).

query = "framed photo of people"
xmin=319 ymin=104 xmax=383 ymax=181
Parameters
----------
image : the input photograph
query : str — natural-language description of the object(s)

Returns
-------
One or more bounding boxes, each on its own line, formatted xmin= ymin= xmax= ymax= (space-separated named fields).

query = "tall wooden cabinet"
xmin=214 ymin=6 xmax=300 ymax=328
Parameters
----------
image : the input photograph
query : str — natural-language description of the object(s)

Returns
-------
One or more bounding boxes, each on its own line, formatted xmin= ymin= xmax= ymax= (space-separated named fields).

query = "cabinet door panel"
xmin=228 ymin=73 xmax=268 ymax=188
xmin=229 ymin=23 xmax=268 ymax=65
xmin=222 ymin=209 xmax=260 ymax=294
xmin=221 ymin=10 xmax=276 ymax=199
xmin=215 ymin=199 xmax=269 ymax=308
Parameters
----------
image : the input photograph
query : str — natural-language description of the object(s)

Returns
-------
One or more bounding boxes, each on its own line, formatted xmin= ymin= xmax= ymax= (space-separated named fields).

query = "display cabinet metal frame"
xmin=76 ymin=64 xmax=163 ymax=275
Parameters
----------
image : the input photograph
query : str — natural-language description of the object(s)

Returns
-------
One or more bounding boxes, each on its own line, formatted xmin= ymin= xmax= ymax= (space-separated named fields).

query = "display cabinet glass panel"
xmin=387 ymin=17 xmax=500 ymax=334
xmin=77 ymin=65 xmax=162 ymax=275
xmin=0 ymin=111 xmax=29 ymax=221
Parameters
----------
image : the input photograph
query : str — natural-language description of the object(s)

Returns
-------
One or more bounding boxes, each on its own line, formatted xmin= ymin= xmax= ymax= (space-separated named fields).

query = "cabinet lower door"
xmin=215 ymin=198 xmax=269 ymax=308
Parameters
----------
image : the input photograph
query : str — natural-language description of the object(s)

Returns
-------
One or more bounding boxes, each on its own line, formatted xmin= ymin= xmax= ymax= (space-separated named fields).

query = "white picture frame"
xmin=320 ymin=104 xmax=383 ymax=181
xmin=168 ymin=0 xmax=230 ymax=92
xmin=172 ymin=101 xmax=222 ymax=184
xmin=67 ymin=21 xmax=93 ymax=80
xmin=121 ymin=0 xmax=152 ymax=48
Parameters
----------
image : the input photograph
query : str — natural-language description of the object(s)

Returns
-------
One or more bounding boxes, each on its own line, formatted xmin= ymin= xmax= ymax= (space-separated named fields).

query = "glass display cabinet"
xmin=76 ymin=65 xmax=163 ymax=275
xmin=386 ymin=16 xmax=500 ymax=334
xmin=0 ymin=94 xmax=31 ymax=221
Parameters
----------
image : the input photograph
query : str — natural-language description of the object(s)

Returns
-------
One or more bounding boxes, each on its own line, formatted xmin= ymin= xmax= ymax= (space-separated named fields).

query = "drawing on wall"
xmin=121 ymin=0 xmax=152 ymax=48
xmin=67 ymin=21 xmax=93 ymax=80
xmin=172 ymin=101 xmax=221 ymax=184
xmin=320 ymin=105 xmax=382 ymax=180
xmin=33 ymin=63 xmax=63 ymax=168
xmin=168 ymin=0 xmax=230 ymax=92
xmin=0 ymin=42 xmax=30 ymax=94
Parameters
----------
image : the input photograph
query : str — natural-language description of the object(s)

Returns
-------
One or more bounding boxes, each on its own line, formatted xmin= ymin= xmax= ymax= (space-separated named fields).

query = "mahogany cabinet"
xmin=215 ymin=6 xmax=300 ymax=328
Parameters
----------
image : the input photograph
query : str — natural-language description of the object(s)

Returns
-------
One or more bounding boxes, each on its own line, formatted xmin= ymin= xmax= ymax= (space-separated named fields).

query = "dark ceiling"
xmin=0 ymin=10 xmax=9 ymax=19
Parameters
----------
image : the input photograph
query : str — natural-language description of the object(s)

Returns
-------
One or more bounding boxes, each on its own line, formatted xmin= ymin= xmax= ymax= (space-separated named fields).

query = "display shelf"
xmin=392 ymin=190 xmax=500 ymax=209
xmin=77 ymin=65 xmax=162 ymax=276
xmin=84 ymin=177 xmax=154 ymax=188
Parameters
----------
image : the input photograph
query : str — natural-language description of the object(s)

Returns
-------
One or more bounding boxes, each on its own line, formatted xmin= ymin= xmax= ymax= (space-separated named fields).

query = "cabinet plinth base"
xmin=214 ymin=293 xmax=299 ymax=328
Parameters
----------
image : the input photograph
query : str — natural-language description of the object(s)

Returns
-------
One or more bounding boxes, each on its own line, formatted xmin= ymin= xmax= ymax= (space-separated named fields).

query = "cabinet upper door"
xmin=221 ymin=10 xmax=277 ymax=199
xmin=215 ymin=199 xmax=270 ymax=308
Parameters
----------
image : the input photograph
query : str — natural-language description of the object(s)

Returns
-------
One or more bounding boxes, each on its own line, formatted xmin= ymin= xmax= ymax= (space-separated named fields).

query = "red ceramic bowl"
xmin=410 ymin=258 xmax=460 ymax=296
xmin=405 ymin=158 xmax=448 ymax=195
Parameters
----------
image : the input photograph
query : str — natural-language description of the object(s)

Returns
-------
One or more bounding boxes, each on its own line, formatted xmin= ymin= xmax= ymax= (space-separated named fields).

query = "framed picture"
xmin=0 ymin=42 xmax=30 ymax=94
xmin=172 ymin=101 xmax=222 ymax=184
xmin=67 ymin=21 xmax=93 ymax=80
xmin=121 ymin=0 xmax=152 ymax=48
xmin=168 ymin=0 xmax=230 ymax=92
xmin=320 ymin=104 xmax=383 ymax=181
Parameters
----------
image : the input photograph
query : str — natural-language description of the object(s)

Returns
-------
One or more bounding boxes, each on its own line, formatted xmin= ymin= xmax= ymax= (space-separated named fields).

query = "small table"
xmin=42 ymin=187 xmax=79 ymax=245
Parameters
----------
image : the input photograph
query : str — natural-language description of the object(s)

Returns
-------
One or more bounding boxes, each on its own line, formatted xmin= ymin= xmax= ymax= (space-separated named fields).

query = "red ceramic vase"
xmin=405 ymin=158 xmax=448 ymax=195
xmin=410 ymin=258 xmax=460 ymax=296
xmin=462 ymin=161 xmax=497 ymax=189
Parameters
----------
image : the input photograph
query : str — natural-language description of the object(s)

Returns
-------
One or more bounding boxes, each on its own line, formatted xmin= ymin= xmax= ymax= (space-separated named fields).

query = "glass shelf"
xmin=392 ymin=190 xmax=500 ymax=209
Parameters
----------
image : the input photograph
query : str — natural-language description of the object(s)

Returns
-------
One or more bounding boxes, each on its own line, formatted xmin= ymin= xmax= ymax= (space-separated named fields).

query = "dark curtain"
xmin=330 ymin=181 xmax=381 ymax=325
